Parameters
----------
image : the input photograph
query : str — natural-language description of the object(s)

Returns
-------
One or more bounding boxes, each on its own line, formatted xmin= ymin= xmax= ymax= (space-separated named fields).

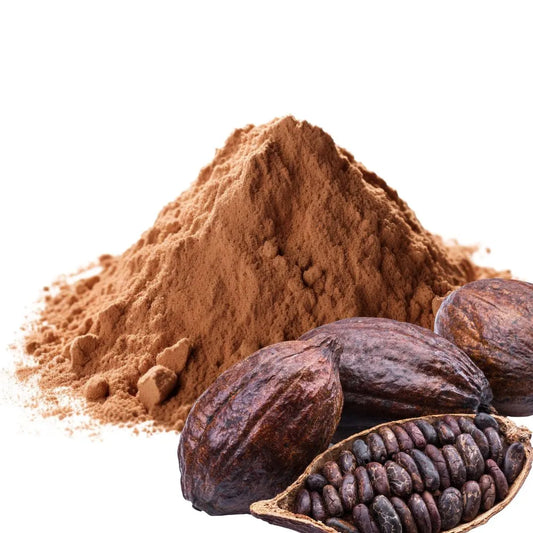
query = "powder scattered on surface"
xmin=20 ymin=116 xmax=502 ymax=431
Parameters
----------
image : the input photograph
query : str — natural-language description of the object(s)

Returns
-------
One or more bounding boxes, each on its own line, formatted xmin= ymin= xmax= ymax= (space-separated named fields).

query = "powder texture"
xmin=21 ymin=116 xmax=500 ymax=431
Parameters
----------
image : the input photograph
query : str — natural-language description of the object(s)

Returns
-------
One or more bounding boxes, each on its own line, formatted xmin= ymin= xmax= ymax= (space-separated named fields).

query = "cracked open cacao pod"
xmin=434 ymin=278 xmax=533 ymax=416
xmin=299 ymin=318 xmax=493 ymax=434
xmin=178 ymin=338 xmax=343 ymax=515
xmin=251 ymin=414 xmax=532 ymax=533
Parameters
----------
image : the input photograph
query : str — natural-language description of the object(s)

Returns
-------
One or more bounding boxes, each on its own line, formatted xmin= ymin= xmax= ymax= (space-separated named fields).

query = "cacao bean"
xmin=438 ymin=487 xmax=463 ymax=530
xmin=408 ymin=493 xmax=432 ymax=533
xmin=411 ymin=448 xmax=441 ymax=491
xmin=484 ymin=427 xmax=504 ymax=465
xmin=392 ymin=425 xmax=414 ymax=452
xmin=424 ymin=444 xmax=451 ymax=490
xmin=421 ymin=491 xmax=441 ymax=533
xmin=435 ymin=421 xmax=455 ymax=446
xmin=479 ymin=474 xmax=496 ymax=512
xmin=323 ymin=461 xmax=344 ymax=489
xmin=294 ymin=488 xmax=311 ymax=515
xmin=486 ymin=458 xmax=509 ymax=500
xmin=326 ymin=518 xmax=359 ymax=533
xmin=352 ymin=439 xmax=372 ymax=466
xmin=366 ymin=462 xmax=391 ymax=497
xmin=434 ymin=278 xmax=533 ymax=416
xmin=470 ymin=428 xmax=490 ymax=460
xmin=391 ymin=496 xmax=418 ymax=533
xmin=307 ymin=473 xmax=329 ymax=492
xmin=300 ymin=317 xmax=493 ymax=421
xmin=378 ymin=426 xmax=400 ymax=456
xmin=442 ymin=444 xmax=467 ymax=487
xmin=366 ymin=432 xmax=388 ymax=463
xmin=323 ymin=484 xmax=343 ymax=517
xmin=339 ymin=450 xmax=357 ymax=474
xmin=354 ymin=466 xmax=374 ymax=504
xmin=371 ymin=495 xmax=402 ymax=533
xmin=311 ymin=490 xmax=328 ymax=522
xmin=403 ymin=421 xmax=427 ymax=449
xmin=458 ymin=416 xmax=477 ymax=435
xmin=443 ymin=415 xmax=461 ymax=437
xmin=385 ymin=460 xmax=412 ymax=498
xmin=475 ymin=413 xmax=499 ymax=431
xmin=456 ymin=433 xmax=485 ymax=480
xmin=415 ymin=419 xmax=438 ymax=445
xmin=339 ymin=473 xmax=358 ymax=511
xmin=353 ymin=503 xmax=380 ymax=533
xmin=395 ymin=451 xmax=425 ymax=493
xmin=503 ymin=442 xmax=526 ymax=484
xmin=461 ymin=480 xmax=482 ymax=522
xmin=178 ymin=338 xmax=343 ymax=515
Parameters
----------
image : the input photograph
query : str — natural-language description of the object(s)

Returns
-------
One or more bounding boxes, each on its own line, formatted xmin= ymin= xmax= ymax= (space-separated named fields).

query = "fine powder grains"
xmin=21 ymin=116 xmax=498 ymax=431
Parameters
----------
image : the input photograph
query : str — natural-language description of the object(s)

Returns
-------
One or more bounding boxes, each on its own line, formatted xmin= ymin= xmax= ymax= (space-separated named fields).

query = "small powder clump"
xmin=21 ymin=116 xmax=500 ymax=431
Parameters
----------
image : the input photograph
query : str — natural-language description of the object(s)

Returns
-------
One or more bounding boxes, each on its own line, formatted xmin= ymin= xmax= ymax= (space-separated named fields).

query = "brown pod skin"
xmin=391 ymin=496 xmax=418 ymax=533
xmin=442 ymin=444 xmax=467 ymax=487
xmin=410 ymin=448 xmax=441 ymax=491
xmin=425 ymin=444 xmax=451 ymax=490
xmin=456 ymin=433 xmax=485 ymax=480
xmin=438 ymin=487 xmax=463 ymax=530
xmin=484 ymin=427 xmax=504 ymax=465
xmin=325 ymin=518 xmax=359 ymax=533
xmin=323 ymin=485 xmax=343 ymax=517
xmin=339 ymin=474 xmax=358 ymax=511
xmin=294 ymin=489 xmax=311 ymax=515
xmin=367 ymin=462 xmax=391 ymax=497
xmin=395 ymin=451 xmax=425 ymax=492
xmin=422 ymin=491 xmax=441 ymax=533
xmin=470 ymin=428 xmax=490 ymax=460
xmin=323 ymin=461 xmax=344 ymax=489
xmin=443 ymin=415 xmax=462 ymax=437
xmin=307 ymin=473 xmax=328 ymax=492
xmin=415 ymin=419 xmax=438 ymax=445
xmin=353 ymin=503 xmax=380 ymax=533
xmin=178 ymin=339 xmax=344 ymax=515
xmin=385 ymin=460 xmax=413 ymax=498
xmin=434 ymin=278 xmax=533 ymax=416
xmin=408 ymin=493 xmax=432 ymax=533
xmin=435 ymin=421 xmax=456 ymax=446
xmin=503 ymin=442 xmax=526 ymax=484
xmin=461 ymin=480 xmax=482 ymax=522
xmin=479 ymin=474 xmax=496 ymax=511
xmin=474 ymin=413 xmax=499 ymax=431
xmin=403 ymin=421 xmax=427 ymax=449
xmin=300 ymin=317 xmax=493 ymax=421
xmin=371 ymin=495 xmax=402 ymax=533
xmin=378 ymin=426 xmax=400 ymax=456
xmin=311 ymin=491 xmax=328 ymax=522
xmin=486 ymin=459 xmax=509 ymax=500
xmin=354 ymin=466 xmax=374 ymax=504
xmin=339 ymin=450 xmax=357 ymax=474
xmin=391 ymin=425 xmax=415 ymax=452
xmin=458 ymin=416 xmax=477 ymax=435
xmin=366 ymin=432 xmax=388 ymax=463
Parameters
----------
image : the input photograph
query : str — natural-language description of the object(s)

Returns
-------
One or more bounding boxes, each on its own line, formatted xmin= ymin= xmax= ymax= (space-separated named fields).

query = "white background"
xmin=1 ymin=2 xmax=532 ymax=532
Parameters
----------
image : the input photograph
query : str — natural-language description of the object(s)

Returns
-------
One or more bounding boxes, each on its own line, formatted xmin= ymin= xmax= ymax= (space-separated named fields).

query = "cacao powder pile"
xmin=21 ymin=116 xmax=498 ymax=431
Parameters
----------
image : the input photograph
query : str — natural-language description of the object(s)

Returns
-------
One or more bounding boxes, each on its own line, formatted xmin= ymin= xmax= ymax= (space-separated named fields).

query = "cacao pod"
xmin=178 ymin=338 xmax=343 ymax=515
xmin=300 ymin=317 xmax=493 ymax=426
xmin=434 ymin=278 xmax=533 ymax=416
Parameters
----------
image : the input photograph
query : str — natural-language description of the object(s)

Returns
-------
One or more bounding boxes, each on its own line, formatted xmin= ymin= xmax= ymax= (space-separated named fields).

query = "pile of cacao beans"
xmin=178 ymin=278 xmax=533 ymax=532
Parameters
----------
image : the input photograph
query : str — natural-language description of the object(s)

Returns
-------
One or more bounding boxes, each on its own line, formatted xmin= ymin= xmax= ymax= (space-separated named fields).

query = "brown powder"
xmin=20 ymin=116 xmax=501 ymax=431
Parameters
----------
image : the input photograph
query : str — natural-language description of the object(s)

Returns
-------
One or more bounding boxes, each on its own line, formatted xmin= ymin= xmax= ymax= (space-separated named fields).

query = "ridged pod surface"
xmin=178 ymin=338 xmax=343 ymax=515
xmin=300 ymin=317 xmax=493 ymax=422
xmin=434 ymin=278 xmax=533 ymax=416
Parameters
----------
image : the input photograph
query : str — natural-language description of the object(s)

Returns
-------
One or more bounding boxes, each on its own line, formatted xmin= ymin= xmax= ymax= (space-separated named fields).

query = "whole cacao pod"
xmin=300 ymin=317 xmax=492 ymax=424
xmin=178 ymin=338 xmax=343 ymax=515
xmin=434 ymin=278 xmax=533 ymax=416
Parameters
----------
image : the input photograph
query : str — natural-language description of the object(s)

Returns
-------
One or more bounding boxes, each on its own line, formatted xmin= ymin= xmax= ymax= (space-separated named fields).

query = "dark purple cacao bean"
xmin=484 ymin=427 xmax=504 ymax=465
xmin=486 ymin=458 xmax=509 ymax=500
xmin=442 ymin=444 xmax=467 ymax=487
xmin=323 ymin=484 xmax=343 ymax=517
xmin=339 ymin=474 xmax=357 ymax=511
xmin=395 ymin=451 xmax=424 ymax=493
xmin=311 ymin=490 xmax=328 ymax=522
xmin=410 ymin=448 xmax=440 ymax=491
xmin=352 ymin=439 xmax=372 ymax=466
xmin=408 ymin=493 xmax=432 ymax=533
xmin=295 ymin=488 xmax=311 ymax=515
xmin=503 ymin=442 xmax=526 ymax=484
xmin=479 ymin=474 xmax=496 ymax=512
xmin=421 ymin=491 xmax=441 ymax=533
xmin=353 ymin=503 xmax=379 ymax=533
xmin=443 ymin=415 xmax=462 ymax=437
xmin=366 ymin=432 xmax=387 ymax=463
xmin=475 ymin=413 xmax=499 ymax=431
xmin=378 ymin=426 xmax=400 ymax=456
xmin=326 ymin=518 xmax=359 ymax=533
xmin=461 ymin=480 xmax=481 ymax=522
xmin=470 ymin=428 xmax=490 ymax=460
xmin=323 ymin=461 xmax=344 ymax=489
xmin=391 ymin=496 xmax=418 ymax=533
xmin=458 ymin=416 xmax=477 ymax=435
xmin=415 ymin=419 xmax=438 ymax=445
xmin=438 ymin=487 xmax=463 ymax=530
xmin=371 ymin=495 xmax=402 ymax=533
xmin=424 ymin=444 xmax=451 ymax=490
xmin=366 ymin=462 xmax=390 ymax=497
xmin=339 ymin=450 xmax=357 ymax=474
xmin=385 ymin=460 xmax=412 ymax=498
xmin=435 ymin=421 xmax=456 ymax=446
xmin=354 ymin=466 xmax=374 ymax=504
xmin=403 ymin=421 xmax=427 ymax=449
xmin=392 ymin=425 xmax=415 ymax=452
xmin=456 ymin=433 xmax=485 ymax=480
xmin=307 ymin=473 xmax=328 ymax=492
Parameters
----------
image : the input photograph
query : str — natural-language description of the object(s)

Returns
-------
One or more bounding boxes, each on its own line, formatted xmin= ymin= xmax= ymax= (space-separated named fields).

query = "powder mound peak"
xmin=23 ymin=116 xmax=495 ymax=430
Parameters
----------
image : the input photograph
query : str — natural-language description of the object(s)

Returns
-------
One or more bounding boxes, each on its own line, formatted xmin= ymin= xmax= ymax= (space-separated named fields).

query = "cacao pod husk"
xmin=178 ymin=338 xmax=343 ymax=515
xmin=434 ymin=278 xmax=533 ymax=416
